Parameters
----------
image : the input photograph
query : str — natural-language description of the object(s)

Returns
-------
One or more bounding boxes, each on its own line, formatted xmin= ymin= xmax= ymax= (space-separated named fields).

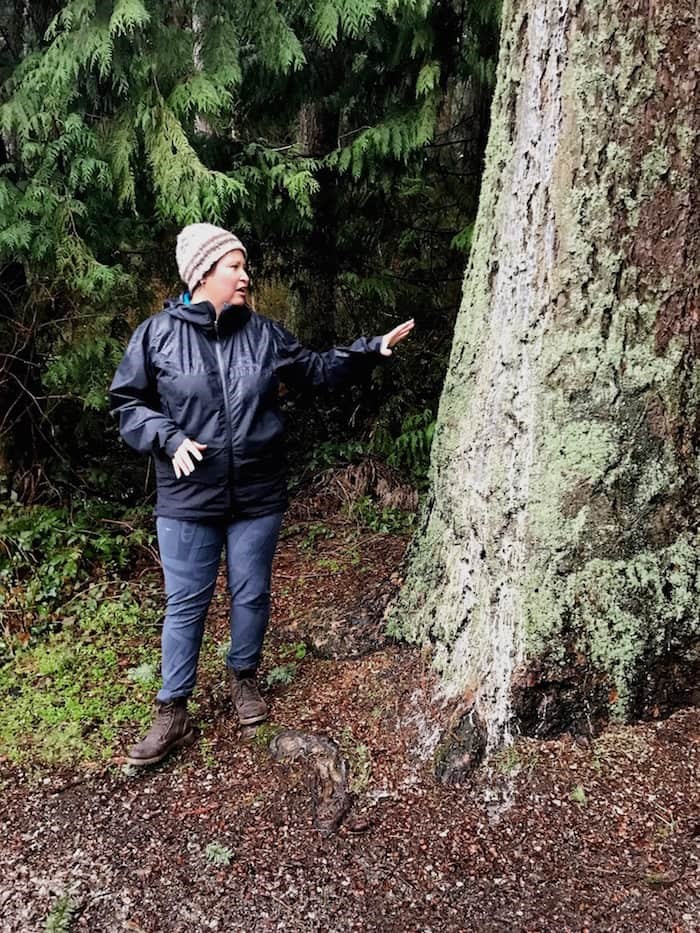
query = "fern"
xmin=370 ymin=409 xmax=436 ymax=481
xmin=337 ymin=270 xmax=398 ymax=307
xmin=451 ymin=222 xmax=475 ymax=253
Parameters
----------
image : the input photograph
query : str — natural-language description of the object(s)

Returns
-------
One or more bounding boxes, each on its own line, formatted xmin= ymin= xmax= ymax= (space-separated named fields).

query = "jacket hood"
xmin=163 ymin=292 xmax=252 ymax=336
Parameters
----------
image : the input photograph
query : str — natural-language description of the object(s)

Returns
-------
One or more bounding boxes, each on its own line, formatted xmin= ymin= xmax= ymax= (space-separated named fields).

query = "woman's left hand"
xmin=380 ymin=319 xmax=415 ymax=356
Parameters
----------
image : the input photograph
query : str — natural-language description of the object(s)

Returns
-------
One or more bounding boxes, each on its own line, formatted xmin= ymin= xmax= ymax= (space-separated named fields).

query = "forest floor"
xmin=1 ymin=480 xmax=699 ymax=932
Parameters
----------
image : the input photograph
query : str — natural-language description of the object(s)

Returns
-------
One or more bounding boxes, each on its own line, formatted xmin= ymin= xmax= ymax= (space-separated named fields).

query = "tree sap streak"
xmin=388 ymin=0 xmax=700 ymax=752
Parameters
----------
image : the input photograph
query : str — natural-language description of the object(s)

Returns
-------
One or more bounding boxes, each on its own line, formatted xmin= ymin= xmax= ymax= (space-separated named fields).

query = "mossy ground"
xmin=0 ymin=587 xmax=165 ymax=766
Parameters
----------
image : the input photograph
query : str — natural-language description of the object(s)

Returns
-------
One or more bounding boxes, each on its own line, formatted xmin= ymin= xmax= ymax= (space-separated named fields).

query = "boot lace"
xmin=237 ymin=678 xmax=260 ymax=702
xmin=151 ymin=702 xmax=178 ymax=741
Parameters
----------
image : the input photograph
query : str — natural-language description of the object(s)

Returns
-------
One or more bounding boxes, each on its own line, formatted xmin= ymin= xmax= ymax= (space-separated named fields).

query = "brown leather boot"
xmin=228 ymin=667 xmax=268 ymax=726
xmin=125 ymin=697 xmax=195 ymax=767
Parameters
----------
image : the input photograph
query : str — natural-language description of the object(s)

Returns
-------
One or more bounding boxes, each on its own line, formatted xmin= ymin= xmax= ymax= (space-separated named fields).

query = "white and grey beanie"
xmin=176 ymin=223 xmax=247 ymax=293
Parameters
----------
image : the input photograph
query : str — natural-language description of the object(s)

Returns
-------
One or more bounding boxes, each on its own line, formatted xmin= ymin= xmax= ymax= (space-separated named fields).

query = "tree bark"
xmin=387 ymin=0 xmax=700 ymax=755
xmin=289 ymin=101 xmax=341 ymax=347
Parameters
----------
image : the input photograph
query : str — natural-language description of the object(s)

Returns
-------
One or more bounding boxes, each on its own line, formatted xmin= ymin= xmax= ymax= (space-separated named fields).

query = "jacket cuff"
xmin=369 ymin=335 xmax=389 ymax=358
xmin=163 ymin=431 xmax=187 ymax=458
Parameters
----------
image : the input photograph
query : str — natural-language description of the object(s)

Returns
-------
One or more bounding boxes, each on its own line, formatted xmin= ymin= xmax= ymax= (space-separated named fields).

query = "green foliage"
xmin=326 ymin=98 xmax=440 ymax=179
xmin=491 ymin=743 xmax=521 ymax=774
xmin=265 ymin=663 xmax=297 ymax=687
xmin=0 ymin=0 xmax=500 ymax=502
xmin=317 ymin=556 xmax=341 ymax=571
xmin=491 ymin=741 xmax=541 ymax=777
xmin=198 ymin=735 xmax=216 ymax=768
xmin=384 ymin=614 xmax=403 ymax=639
xmin=451 ymin=221 xmax=475 ymax=253
xmin=0 ymin=589 xmax=161 ymax=765
xmin=126 ymin=660 xmax=159 ymax=685
xmin=253 ymin=720 xmax=283 ymax=749
xmin=335 ymin=270 xmax=399 ymax=307
xmin=346 ymin=494 xmax=416 ymax=535
xmin=278 ymin=640 xmax=307 ymax=660
xmin=3 ymin=0 xmax=456 ymax=284
xmin=372 ymin=408 xmax=436 ymax=483
xmin=415 ymin=61 xmax=440 ymax=98
xmin=301 ymin=440 xmax=371 ymax=476
xmin=204 ymin=841 xmax=234 ymax=866
xmin=299 ymin=522 xmax=335 ymax=552
xmin=215 ymin=639 xmax=230 ymax=661
xmin=44 ymin=894 xmax=78 ymax=933
xmin=42 ymin=335 xmax=125 ymax=410
xmin=0 ymin=501 xmax=154 ymax=642
xmin=339 ymin=724 xmax=372 ymax=794
xmin=293 ymin=407 xmax=435 ymax=492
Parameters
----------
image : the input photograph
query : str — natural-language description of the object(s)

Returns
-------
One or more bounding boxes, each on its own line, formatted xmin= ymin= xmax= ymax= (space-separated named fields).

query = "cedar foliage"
xmin=0 ymin=0 xmax=500 ymax=501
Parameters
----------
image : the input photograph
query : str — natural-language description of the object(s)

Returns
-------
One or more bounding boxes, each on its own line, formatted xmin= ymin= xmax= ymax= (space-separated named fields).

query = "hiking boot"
xmin=228 ymin=667 xmax=268 ymax=726
xmin=125 ymin=697 xmax=195 ymax=767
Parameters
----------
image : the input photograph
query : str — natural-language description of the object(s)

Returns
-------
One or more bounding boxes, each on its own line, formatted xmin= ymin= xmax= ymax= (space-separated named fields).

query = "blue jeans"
xmin=154 ymin=512 xmax=284 ymax=702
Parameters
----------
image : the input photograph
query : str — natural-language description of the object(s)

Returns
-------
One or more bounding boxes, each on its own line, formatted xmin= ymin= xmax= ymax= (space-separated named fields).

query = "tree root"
xmin=268 ymin=730 xmax=354 ymax=836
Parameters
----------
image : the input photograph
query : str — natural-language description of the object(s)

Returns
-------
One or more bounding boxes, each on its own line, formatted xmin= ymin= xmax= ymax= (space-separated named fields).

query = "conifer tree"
xmin=387 ymin=0 xmax=699 ymax=767
xmin=0 ymin=0 xmax=500 ymax=496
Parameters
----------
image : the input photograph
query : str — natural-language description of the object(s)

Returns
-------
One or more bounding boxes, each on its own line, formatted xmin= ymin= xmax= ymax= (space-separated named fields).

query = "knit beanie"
xmin=176 ymin=223 xmax=247 ymax=292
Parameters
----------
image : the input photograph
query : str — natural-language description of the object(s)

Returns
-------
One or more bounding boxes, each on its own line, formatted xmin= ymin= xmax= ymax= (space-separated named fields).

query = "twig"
xmin=262 ymin=890 xmax=294 ymax=912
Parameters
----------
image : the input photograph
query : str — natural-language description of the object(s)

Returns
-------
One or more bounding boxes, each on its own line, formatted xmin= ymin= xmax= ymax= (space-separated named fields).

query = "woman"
xmin=109 ymin=223 xmax=414 ymax=767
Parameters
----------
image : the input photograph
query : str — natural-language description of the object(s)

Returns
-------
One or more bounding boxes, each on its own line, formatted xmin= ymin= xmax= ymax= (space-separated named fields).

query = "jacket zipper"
xmin=214 ymin=319 xmax=235 ymax=482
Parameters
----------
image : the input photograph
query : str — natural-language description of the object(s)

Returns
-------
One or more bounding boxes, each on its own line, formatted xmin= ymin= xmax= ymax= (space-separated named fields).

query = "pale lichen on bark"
xmin=387 ymin=0 xmax=699 ymax=746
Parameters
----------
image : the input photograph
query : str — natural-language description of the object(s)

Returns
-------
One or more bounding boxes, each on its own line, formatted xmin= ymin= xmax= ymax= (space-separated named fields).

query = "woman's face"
xmin=203 ymin=249 xmax=249 ymax=306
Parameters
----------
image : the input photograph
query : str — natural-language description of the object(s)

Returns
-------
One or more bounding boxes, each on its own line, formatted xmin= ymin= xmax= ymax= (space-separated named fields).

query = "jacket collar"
xmin=163 ymin=292 xmax=253 ymax=336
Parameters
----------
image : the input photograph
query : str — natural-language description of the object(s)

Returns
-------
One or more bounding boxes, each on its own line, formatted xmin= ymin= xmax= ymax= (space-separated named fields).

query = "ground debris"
xmin=1 ymin=490 xmax=698 ymax=931
xmin=269 ymin=729 xmax=354 ymax=836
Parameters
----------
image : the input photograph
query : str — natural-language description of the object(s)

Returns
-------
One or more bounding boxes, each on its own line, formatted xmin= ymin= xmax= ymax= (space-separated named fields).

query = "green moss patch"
xmin=0 ymin=590 xmax=162 ymax=766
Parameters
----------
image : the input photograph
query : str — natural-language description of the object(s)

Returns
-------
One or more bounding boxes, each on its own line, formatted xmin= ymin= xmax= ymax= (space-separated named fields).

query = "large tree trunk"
xmin=387 ymin=0 xmax=699 ymax=759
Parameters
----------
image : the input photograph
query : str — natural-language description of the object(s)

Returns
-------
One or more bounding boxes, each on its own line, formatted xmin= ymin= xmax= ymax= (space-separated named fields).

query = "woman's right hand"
xmin=171 ymin=438 xmax=208 ymax=478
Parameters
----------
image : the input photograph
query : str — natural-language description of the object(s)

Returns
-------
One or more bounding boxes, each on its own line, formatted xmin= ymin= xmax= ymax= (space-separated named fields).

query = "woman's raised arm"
xmin=271 ymin=318 xmax=414 ymax=391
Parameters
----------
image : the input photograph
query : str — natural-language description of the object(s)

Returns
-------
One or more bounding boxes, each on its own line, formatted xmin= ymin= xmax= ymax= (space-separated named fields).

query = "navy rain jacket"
xmin=108 ymin=294 xmax=388 ymax=521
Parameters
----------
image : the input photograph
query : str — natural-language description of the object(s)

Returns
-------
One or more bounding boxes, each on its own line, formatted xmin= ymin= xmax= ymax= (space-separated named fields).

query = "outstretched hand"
xmin=172 ymin=438 xmax=208 ymax=478
xmin=380 ymin=319 xmax=415 ymax=356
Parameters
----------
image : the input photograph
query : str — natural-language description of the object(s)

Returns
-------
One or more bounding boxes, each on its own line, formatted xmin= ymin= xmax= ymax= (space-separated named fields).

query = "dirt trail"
xmin=1 ymin=497 xmax=698 ymax=932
